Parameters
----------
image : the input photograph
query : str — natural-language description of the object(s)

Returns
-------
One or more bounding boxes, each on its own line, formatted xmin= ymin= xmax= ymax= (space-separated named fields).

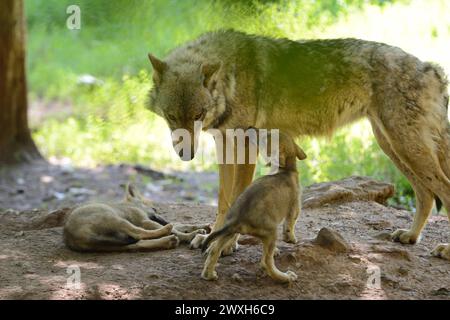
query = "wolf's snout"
xmin=177 ymin=148 xmax=195 ymax=161
xmin=172 ymin=139 xmax=195 ymax=161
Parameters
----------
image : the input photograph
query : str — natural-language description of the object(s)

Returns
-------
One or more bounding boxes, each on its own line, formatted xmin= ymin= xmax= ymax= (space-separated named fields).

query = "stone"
xmin=313 ymin=227 xmax=349 ymax=253
xmin=302 ymin=176 xmax=395 ymax=208
xmin=231 ymin=273 xmax=243 ymax=282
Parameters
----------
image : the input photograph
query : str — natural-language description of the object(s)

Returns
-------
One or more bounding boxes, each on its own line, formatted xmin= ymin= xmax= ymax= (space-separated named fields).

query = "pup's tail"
xmin=201 ymin=223 xmax=235 ymax=253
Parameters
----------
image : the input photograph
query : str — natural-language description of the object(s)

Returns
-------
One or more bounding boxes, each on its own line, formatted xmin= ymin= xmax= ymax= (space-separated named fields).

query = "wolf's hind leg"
xmin=124 ymin=235 xmax=179 ymax=251
xmin=142 ymin=221 xmax=207 ymax=243
xmin=431 ymin=193 xmax=450 ymax=260
xmin=371 ymin=121 xmax=435 ymax=244
xmin=201 ymin=234 xmax=234 ymax=281
xmin=172 ymin=229 xmax=206 ymax=243
xmin=175 ymin=223 xmax=210 ymax=233
xmin=141 ymin=219 xmax=164 ymax=230
xmin=116 ymin=218 xmax=173 ymax=240
xmin=283 ymin=205 xmax=300 ymax=244
xmin=261 ymin=235 xmax=297 ymax=283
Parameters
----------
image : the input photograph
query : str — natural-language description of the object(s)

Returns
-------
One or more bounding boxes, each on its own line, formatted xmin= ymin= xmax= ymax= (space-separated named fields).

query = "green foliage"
xmin=26 ymin=0 xmax=450 ymax=209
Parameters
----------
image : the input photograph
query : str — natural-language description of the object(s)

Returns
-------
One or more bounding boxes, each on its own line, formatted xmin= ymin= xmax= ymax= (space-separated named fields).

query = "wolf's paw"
xmin=183 ymin=229 xmax=207 ymax=243
xmin=165 ymin=235 xmax=180 ymax=249
xmin=431 ymin=244 xmax=450 ymax=260
xmin=283 ymin=270 xmax=298 ymax=283
xmin=189 ymin=233 xmax=207 ymax=249
xmin=201 ymin=270 xmax=218 ymax=281
xmin=222 ymin=241 xmax=239 ymax=256
xmin=283 ymin=232 xmax=297 ymax=244
xmin=163 ymin=224 xmax=174 ymax=234
xmin=391 ymin=229 xmax=420 ymax=244
xmin=273 ymin=247 xmax=281 ymax=257
xmin=196 ymin=229 xmax=207 ymax=235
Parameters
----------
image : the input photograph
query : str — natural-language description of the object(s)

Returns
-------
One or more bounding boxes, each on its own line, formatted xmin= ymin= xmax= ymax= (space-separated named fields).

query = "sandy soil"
xmin=0 ymin=164 xmax=449 ymax=300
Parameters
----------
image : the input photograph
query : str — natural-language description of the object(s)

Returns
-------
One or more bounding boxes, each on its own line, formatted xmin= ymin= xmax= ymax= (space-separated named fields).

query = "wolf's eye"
xmin=167 ymin=114 xmax=176 ymax=122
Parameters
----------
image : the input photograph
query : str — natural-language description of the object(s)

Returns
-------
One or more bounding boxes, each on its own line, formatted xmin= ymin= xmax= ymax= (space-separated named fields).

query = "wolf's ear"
xmin=201 ymin=62 xmax=221 ymax=88
xmin=148 ymin=53 xmax=167 ymax=83
xmin=125 ymin=183 xmax=142 ymax=201
xmin=295 ymin=144 xmax=307 ymax=160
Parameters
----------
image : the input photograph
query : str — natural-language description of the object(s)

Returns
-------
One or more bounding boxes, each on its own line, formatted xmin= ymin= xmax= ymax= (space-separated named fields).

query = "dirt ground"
xmin=0 ymin=163 xmax=449 ymax=300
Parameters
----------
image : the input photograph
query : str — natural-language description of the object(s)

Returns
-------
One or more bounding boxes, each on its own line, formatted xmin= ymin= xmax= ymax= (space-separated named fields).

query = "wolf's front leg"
xmin=214 ymin=163 xmax=235 ymax=230
xmin=220 ymin=162 xmax=256 ymax=256
xmin=173 ymin=228 xmax=207 ymax=243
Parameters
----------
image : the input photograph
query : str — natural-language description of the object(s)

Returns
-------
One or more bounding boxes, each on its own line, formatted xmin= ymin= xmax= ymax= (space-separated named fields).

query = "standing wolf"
xmin=147 ymin=29 xmax=450 ymax=260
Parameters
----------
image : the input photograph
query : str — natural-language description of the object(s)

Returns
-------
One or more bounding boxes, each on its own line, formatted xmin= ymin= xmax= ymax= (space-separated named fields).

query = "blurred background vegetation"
xmin=25 ymin=0 xmax=450 ymax=209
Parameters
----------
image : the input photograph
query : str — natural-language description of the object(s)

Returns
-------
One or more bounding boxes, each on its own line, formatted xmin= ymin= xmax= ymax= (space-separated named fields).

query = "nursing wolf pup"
xmin=64 ymin=184 xmax=208 ymax=252
xmin=147 ymin=29 xmax=450 ymax=259
xmin=201 ymin=132 xmax=306 ymax=282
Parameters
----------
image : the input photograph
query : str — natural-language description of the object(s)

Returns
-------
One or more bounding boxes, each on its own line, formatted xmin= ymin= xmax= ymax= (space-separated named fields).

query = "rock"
xmin=373 ymin=231 xmax=392 ymax=241
xmin=370 ymin=245 xmax=411 ymax=261
xmin=431 ymin=288 xmax=450 ymax=296
xmin=302 ymin=176 xmax=395 ymax=208
xmin=231 ymin=273 xmax=243 ymax=283
xmin=366 ymin=220 xmax=392 ymax=230
xmin=397 ymin=267 xmax=409 ymax=277
xmin=313 ymin=227 xmax=349 ymax=253
xmin=68 ymin=187 xmax=96 ymax=196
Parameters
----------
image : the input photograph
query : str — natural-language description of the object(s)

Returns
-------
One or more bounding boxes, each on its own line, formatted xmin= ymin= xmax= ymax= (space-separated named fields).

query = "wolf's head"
xmin=147 ymin=54 xmax=229 ymax=160
xmin=251 ymin=130 xmax=307 ymax=171
xmin=123 ymin=183 xmax=168 ymax=226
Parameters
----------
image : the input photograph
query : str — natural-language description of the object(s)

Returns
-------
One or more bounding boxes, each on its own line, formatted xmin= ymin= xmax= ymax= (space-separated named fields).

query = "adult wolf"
xmin=147 ymin=29 xmax=450 ymax=259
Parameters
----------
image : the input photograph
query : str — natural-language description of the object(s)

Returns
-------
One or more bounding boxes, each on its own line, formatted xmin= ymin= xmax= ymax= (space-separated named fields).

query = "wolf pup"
xmin=201 ymin=132 xmax=306 ymax=282
xmin=147 ymin=30 xmax=450 ymax=259
xmin=64 ymin=184 xmax=208 ymax=252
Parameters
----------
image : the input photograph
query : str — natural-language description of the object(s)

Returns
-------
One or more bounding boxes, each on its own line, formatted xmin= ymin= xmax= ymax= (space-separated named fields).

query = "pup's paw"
xmin=222 ymin=241 xmax=239 ymax=256
xmin=189 ymin=233 xmax=207 ymax=249
xmin=391 ymin=229 xmax=420 ymax=244
xmin=195 ymin=229 xmax=207 ymax=235
xmin=283 ymin=233 xmax=298 ymax=244
xmin=431 ymin=244 xmax=450 ymax=260
xmin=259 ymin=261 xmax=267 ymax=271
xmin=163 ymin=224 xmax=174 ymax=234
xmin=285 ymin=270 xmax=298 ymax=282
xmin=165 ymin=235 xmax=180 ymax=249
xmin=273 ymin=247 xmax=281 ymax=257
xmin=201 ymin=270 xmax=218 ymax=281
xmin=183 ymin=229 xmax=207 ymax=243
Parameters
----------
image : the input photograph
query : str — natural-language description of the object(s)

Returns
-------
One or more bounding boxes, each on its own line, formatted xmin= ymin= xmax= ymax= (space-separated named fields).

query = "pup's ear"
xmin=201 ymin=62 xmax=221 ymax=88
xmin=148 ymin=53 xmax=167 ymax=84
xmin=295 ymin=144 xmax=307 ymax=160
xmin=125 ymin=183 xmax=142 ymax=201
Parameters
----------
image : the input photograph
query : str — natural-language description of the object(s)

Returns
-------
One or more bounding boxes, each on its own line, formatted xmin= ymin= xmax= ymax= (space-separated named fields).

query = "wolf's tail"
xmin=149 ymin=213 xmax=169 ymax=226
xmin=201 ymin=223 xmax=236 ymax=253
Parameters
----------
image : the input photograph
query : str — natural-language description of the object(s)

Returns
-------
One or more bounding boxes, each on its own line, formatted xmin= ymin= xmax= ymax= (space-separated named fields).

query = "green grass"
xmin=27 ymin=0 xmax=450 ymax=209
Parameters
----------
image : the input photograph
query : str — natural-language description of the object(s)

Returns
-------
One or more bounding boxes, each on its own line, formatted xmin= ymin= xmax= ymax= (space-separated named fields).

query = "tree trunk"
xmin=0 ymin=0 xmax=42 ymax=165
